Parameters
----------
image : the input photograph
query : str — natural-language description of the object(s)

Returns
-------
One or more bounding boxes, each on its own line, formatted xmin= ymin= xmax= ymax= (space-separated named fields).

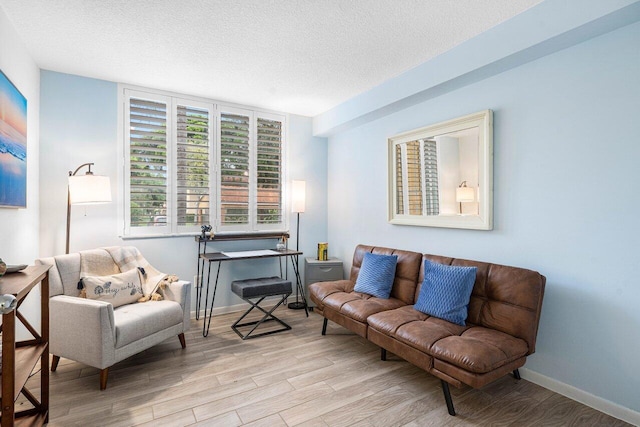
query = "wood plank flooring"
xmin=26 ymin=308 xmax=631 ymax=426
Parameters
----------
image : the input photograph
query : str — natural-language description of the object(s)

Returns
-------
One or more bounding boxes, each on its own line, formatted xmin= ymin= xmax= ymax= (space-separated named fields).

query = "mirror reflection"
xmin=388 ymin=110 xmax=492 ymax=230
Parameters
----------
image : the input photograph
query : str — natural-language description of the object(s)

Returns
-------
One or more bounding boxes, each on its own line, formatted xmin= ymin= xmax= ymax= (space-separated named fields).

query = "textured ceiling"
xmin=1 ymin=0 xmax=541 ymax=116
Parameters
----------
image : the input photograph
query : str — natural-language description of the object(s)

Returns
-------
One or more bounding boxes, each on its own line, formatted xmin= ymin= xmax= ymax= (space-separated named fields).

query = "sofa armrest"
xmin=49 ymin=295 xmax=116 ymax=369
xmin=161 ymin=280 xmax=192 ymax=329
xmin=309 ymin=279 xmax=355 ymax=309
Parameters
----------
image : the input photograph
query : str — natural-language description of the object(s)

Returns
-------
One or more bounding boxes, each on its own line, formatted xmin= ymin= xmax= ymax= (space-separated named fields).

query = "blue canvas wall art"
xmin=0 ymin=69 xmax=27 ymax=208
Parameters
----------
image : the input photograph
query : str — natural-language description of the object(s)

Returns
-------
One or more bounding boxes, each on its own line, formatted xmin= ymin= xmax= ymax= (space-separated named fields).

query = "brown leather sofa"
xmin=309 ymin=244 xmax=546 ymax=416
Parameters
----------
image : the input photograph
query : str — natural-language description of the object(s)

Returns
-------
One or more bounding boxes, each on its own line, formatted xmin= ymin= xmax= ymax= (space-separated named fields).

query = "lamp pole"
xmin=288 ymin=180 xmax=306 ymax=310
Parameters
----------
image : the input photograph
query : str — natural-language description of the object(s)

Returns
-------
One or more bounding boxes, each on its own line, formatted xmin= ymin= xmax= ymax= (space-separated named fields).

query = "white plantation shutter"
xmin=422 ymin=139 xmax=439 ymax=215
xmin=219 ymin=111 xmax=251 ymax=227
xmin=395 ymin=144 xmax=404 ymax=215
xmin=176 ymin=103 xmax=211 ymax=227
xmin=394 ymin=139 xmax=440 ymax=217
xmin=122 ymin=87 xmax=286 ymax=236
xmin=256 ymin=117 xmax=283 ymax=225
xmin=405 ymin=140 xmax=422 ymax=215
xmin=128 ymin=96 xmax=169 ymax=229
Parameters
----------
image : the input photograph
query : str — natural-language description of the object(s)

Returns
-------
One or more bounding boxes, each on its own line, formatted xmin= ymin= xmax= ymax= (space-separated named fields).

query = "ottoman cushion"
xmin=232 ymin=276 xmax=292 ymax=298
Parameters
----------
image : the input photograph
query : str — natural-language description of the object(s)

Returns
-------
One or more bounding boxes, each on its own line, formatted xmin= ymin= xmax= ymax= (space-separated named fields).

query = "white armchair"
xmin=37 ymin=248 xmax=191 ymax=390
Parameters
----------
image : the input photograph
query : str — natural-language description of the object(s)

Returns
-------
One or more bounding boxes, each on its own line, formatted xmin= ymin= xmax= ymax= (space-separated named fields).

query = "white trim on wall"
xmin=520 ymin=368 xmax=639 ymax=425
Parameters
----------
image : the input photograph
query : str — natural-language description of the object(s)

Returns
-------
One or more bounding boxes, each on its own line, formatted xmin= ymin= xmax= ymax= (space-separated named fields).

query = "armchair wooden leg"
xmin=322 ymin=318 xmax=328 ymax=335
xmin=100 ymin=368 xmax=109 ymax=390
xmin=178 ymin=333 xmax=186 ymax=349
xmin=51 ymin=355 xmax=60 ymax=372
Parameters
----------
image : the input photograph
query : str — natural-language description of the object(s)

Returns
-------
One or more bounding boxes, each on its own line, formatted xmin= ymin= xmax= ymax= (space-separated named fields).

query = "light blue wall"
xmin=0 ymin=4 xmax=42 ymax=340
xmin=39 ymin=70 xmax=328 ymax=313
xmin=0 ymin=5 xmax=40 ymax=263
xmin=325 ymin=20 xmax=640 ymax=413
xmin=39 ymin=71 xmax=118 ymax=257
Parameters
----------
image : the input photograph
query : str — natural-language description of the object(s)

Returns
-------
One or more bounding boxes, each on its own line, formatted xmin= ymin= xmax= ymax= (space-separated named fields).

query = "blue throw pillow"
xmin=353 ymin=252 xmax=398 ymax=299
xmin=414 ymin=259 xmax=477 ymax=326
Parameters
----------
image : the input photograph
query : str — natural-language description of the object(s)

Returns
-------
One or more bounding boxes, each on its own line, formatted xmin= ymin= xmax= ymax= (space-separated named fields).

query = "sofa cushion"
xmin=368 ymin=305 xmax=469 ymax=352
xmin=81 ymin=269 xmax=144 ymax=308
xmin=430 ymin=327 xmax=529 ymax=374
xmin=323 ymin=291 xmax=406 ymax=323
xmin=309 ymin=280 xmax=354 ymax=309
xmin=414 ymin=259 xmax=477 ymax=326
xmin=114 ymin=300 xmax=183 ymax=348
xmin=353 ymin=252 xmax=398 ymax=299
xmin=349 ymin=246 xmax=422 ymax=305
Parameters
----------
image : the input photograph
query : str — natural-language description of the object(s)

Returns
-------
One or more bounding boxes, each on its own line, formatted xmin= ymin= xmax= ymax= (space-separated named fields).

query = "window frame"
xmin=119 ymin=85 xmax=288 ymax=238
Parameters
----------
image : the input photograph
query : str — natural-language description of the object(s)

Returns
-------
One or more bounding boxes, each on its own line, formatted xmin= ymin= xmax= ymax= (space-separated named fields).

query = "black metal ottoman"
xmin=231 ymin=276 xmax=292 ymax=339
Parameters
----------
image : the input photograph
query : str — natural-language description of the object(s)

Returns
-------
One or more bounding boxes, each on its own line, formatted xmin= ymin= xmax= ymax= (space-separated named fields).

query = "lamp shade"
xmin=456 ymin=186 xmax=475 ymax=203
xmin=291 ymin=180 xmax=306 ymax=213
xmin=69 ymin=175 xmax=112 ymax=204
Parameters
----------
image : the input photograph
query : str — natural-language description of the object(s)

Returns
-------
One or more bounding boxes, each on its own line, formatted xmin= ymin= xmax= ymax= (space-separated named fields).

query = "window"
xmin=122 ymin=87 xmax=286 ymax=236
xmin=394 ymin=139 xmax=439 ymax=216
xmin=127 ymin=96 xmax=169 ymax=230
xmin=219 ymin=110 xmax=250 ymax=227
xmin=256 ymin=117 xmax=284 ymax=225
xmin=176 ymin=103 xmax=211 ymax=227
xmin=422 ymin=139 xmax=440 ymax=215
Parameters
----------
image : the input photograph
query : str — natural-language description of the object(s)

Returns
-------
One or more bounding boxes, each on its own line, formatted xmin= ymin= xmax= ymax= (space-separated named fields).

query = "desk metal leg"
xmin=195 ymin=240 xmax=208 ymax=320
xmin=195 ymin=242 xmax=202 ymax=320
xmin=290 ymin=255 xmax=308 ymax=317
xmin=202 ymin=260 xmax=221 ymax=337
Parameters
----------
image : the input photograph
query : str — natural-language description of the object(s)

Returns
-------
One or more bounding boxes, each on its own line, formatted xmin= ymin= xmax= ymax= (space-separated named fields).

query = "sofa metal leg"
xmin=100 ymin=368 xmax=109 ymax=390
xmin=441 ymin=380 xmax=456 ymax=416
xmin=322 ymin=318 xmax=328 ymax=335
xmin=51 ymin=355 xmax=60 ymax=372
xmin=381 ymin=348 xmax=387 ymax=361
xmin=178 ymin=333 xmax=186 ymax=349
xmin=513 ymin=368 xmax=521 ymax=380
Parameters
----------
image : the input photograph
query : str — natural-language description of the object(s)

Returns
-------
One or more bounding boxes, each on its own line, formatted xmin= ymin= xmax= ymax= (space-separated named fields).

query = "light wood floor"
xmin=31 ymin=308 xmax=630 ymax=426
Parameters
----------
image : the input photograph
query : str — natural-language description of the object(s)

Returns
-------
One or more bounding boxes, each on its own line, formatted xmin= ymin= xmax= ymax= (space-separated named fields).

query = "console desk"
xmin=196 ymin=234 xmax=307 ymax=337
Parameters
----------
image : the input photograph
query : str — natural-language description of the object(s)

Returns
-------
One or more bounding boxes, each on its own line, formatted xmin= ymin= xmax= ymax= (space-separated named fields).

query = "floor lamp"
xmin=456 ymin=181 xmax=475 ymax=215
xmin=66 ymin=162 xmax=112 ymax=254
xmin=288 ymin=180 xmax=306 ymax=310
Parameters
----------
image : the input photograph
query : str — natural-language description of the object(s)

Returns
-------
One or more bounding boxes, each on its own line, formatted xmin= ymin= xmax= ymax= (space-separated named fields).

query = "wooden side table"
xmin=0 ymin=265 xmax=50 ymax=426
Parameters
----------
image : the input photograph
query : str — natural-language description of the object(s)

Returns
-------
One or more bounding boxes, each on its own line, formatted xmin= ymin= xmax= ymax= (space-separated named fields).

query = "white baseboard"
xmin=190 ymin=301 xmax=246 ymax=318
xmin=520 ymin=368 xmax=640 ymax=426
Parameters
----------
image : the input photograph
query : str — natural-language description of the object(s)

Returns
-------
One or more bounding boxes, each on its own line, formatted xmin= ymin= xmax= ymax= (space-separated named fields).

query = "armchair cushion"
xmin=114 ymin=300 xmax=184 ymax=348
xmin=81 ymin=268 xmax=144 ymax=308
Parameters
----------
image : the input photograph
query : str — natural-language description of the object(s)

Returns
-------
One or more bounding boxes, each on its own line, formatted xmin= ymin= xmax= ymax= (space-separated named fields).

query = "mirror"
xmin=388 ymin=110 xmax=493 ymax=230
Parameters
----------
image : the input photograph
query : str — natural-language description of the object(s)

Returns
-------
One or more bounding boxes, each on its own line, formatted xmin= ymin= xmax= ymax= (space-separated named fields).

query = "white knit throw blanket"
xmin=79 ymin=247 xmax=167 ymax=298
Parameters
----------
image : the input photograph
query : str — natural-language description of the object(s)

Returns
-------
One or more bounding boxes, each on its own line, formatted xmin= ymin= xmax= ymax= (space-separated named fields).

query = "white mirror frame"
xmin=388 ymin=110 xmax=493 ymax=230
